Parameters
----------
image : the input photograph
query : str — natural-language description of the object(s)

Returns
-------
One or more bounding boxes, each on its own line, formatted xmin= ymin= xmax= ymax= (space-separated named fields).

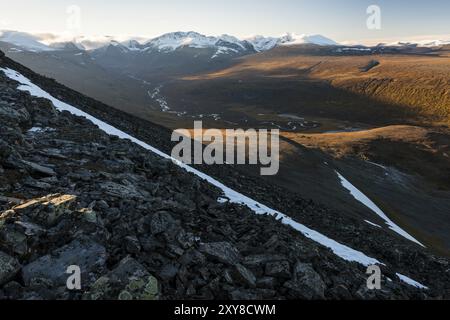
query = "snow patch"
xmin=0 ymin=30 xmax=55 ymax=52
xmin=396 ymin=273 xmax=428 ymax=290
xmin=365 ymin=220 xmax=382 ymax=228
xmin=217 ymin=197 xmax=229 ymax=203
xmin=336 ymin=171 xmax=425 ymax=247
xmin=27 ymin=127 xmax=55 ymax=133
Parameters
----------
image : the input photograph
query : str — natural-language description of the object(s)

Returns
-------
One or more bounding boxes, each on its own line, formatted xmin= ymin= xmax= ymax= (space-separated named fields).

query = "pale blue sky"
xmin=1 ymin=0 xmax=449 ymax=43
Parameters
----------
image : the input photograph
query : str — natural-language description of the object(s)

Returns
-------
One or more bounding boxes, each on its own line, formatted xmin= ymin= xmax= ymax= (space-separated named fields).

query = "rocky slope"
xmin=0 ymin=50 xmax=449 ymax=299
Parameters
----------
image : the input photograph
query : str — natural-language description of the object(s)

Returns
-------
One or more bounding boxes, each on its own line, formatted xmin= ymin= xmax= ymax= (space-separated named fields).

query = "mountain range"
xmin=2 ymin=30 xmax=449 ymax=56
xmin=0 ymin=30 xmax=338 ymax=56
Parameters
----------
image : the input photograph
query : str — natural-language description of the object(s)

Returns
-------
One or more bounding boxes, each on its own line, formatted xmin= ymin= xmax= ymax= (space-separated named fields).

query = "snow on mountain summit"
xmin=0 ymin=30 xmax=54 ymax=52
xmin=246 ymin=33 xmax=338 ymax=52
xmin=143 ymin=31 xmax=247 ymax=52
xmin=0 ymin=30 xmax=340 ymax=54
xmin=386 ymin=39 xmax=450 ymax=47
xmin=279 ymin=33 xmax=338 ymax=46
xmin=144 ymin=32 xmax=338 ymax=53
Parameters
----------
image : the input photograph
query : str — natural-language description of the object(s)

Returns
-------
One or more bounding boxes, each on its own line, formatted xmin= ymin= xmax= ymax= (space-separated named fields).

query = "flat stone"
xmin=13 ymin=194 xmax=77 ymax=227
xmin=14 ymin=194 xmax=76 ymax=212
xmin=0 ymin=229 xmax=28 ymax=256
xmin=256 ymin=277 xmax=278 ymax=289
xmin=22 ymin=238 xmax=106 ymax=286
xmin=24 ymin=178 xmax=52 ymax=190
xmin=0 ymin=195 xmax=22 ymax=205
xmin=99 ymin=181 xmax=149 ymax=199
xmin=265 ymin=261 xmax=291 ymax=279
xmin=109 ymin=256 xmax=149 ymax=283
xmin=199 ymin=242 xmax=241 ymax=266
xmin=243 ymin=254 xmax=287 ymax=267
xmin=21 ymin=160 xmax=56 ymax=176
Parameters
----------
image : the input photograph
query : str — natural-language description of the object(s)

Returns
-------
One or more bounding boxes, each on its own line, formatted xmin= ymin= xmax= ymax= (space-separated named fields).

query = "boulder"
xmin=84 ymin=256 xmax=159 ymax=300
xmin=13 ymin=194 xmax=77 ymax=227
xmin=283 ymin=262 xmax=325 ymax=299
xmin=99 ymin=181 xmax=149 ymax=199
xmin=231 ymin=264 xmax=256 ymax=288
xmin=150 ymin=211 xmax=177 ymax=235
xmin=21 ymin=160 xmax=56 ymax=176
xmin=199 ymin=242 xmax=241 ymax=266
xmin=265 ymin=261 xmax=291 ymax=279
xmin=0 ymin=251 xmax=20 ymax=286
xmin=22 ymin=237 xmax=106 ymax=286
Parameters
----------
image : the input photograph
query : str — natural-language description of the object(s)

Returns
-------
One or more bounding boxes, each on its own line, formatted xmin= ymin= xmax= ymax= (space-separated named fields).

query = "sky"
xmin=1 ymin=0 xmax=449 ymax=44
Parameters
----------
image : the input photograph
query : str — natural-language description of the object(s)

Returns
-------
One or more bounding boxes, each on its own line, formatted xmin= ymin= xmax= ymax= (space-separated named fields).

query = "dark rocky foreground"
xmin=0 ymin=51 xmax=449 ymax=299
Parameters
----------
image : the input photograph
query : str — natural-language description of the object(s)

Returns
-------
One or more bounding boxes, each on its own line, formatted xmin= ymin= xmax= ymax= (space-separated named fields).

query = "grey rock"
xmin=0 ymin=228 xmax=28 ymax=256
xmin=256 ymin=277 xmax=278 ymax=289
xmin=24 ymin=178 xmax=52 ymax=190
xmin=39 ymin=148 xmax=68 ymax=160
xmin=13 ymin=194 xmax=77 ymax=227
xmin=0 ymin=105 xmax=30 ymax=124
xmin=84 ymin=256 xmax=159 ymax=300
xmin=124 ymin=236 xmax=141 ymax=254
xmin=0 ymin=195 xmax=22 ymax=205
xmin=110 ymin=256 xmax=149 ymax=283
xmin=159 ymin=264 xmax=179 ymax=281
xmin=199 ymin=242 xmax=241 ymax=265
xmin=21 ymin=160 xmax=56 ymax=176
xmin=22 ymin=238 xmax=106 ymax=286
xmin=284 ymin=263 xmax=325 ymax=299
xmin=150 ymin=211 xmax=176 ymax=235
xmin=265 ymin=261 xmax=291 ymax=279
xmin=232 ymin=264 xmax=256 ymax=288
xmin=0 ymin=251 xmax=20 ymax=285
xmin=243 ymin=254 xmax=287 ymax=267
xmin=179 ymin=249 xmax=206 ymax=266
xmin=99 ymin=181 xmax=149 ymax=199
xmin=229 ymin=289 xmax=261 ymax=300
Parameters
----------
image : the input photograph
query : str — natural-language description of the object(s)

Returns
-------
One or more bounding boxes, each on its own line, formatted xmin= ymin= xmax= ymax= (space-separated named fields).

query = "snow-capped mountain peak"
xmin=0 ymin=30 xmax=54 ymax=52
xmin=0 ymin=30 xmax=339 ymax=55
xmin=143 ymin=31 xmax=247 ymax=52
xmin=386 ymin=39 xmax=450 ymax=47
xmin=139 ymin=31 xmax=255 ymax=58
xmin=279 ymin=33 xmax=338 ymax=46
xmin=245 ymin=33 xmax=338 ymax=52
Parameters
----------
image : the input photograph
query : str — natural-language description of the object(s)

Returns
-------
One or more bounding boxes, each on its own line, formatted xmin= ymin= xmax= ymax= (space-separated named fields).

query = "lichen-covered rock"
xmin=12 ymin=194 xmax=76 ymax=227
xmin=84 ymin=256 xmax=159 ymax=300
